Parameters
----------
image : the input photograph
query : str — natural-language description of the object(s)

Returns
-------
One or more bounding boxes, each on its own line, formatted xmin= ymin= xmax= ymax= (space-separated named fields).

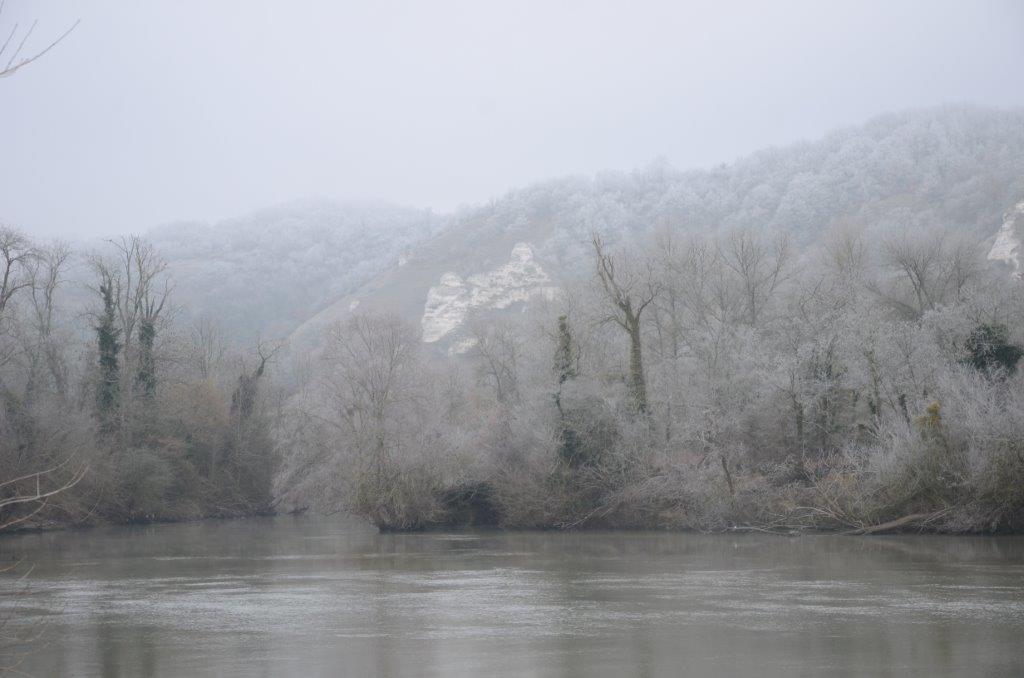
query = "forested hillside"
xmin=150 ymin=200 xmax=442 ymax=341
xmin=290 ymin=106 xmax=1024 ymax=353
xmin=277 ymin=106 xmax=1024 ymax=534
xmin=2 ymin=106 xmax=1024 ymax=535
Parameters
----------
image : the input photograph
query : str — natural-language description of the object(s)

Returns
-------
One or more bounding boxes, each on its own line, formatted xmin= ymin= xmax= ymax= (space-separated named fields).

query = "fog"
xmin=5 ymin=6 xmax=1024 ymax=675
xmin=2 ymin=0 xmax=1023 ymax=239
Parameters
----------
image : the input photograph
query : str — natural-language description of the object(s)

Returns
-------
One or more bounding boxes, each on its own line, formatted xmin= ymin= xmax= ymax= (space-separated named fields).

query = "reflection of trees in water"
xmin=337 ymin=528 xmax=1024 ymax=577
xmin=326 ymin=528 xmax=1024 ymax=677
xmin=5 ymin=519 xmax=1024 ymax=675
xmin=98 ymin=613 xmax=158 ymax=678
xmin=0 ymin=560 xmax=48 ymax=674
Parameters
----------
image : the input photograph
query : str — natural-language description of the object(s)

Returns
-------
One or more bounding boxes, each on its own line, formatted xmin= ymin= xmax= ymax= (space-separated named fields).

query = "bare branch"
xmin=0 ymin=14 xmax=79 ymax=80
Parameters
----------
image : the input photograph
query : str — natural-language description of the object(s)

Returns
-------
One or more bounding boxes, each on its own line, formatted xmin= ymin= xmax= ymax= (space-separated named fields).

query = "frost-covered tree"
xmin=592 ymin=235 xmax=659 ymax=414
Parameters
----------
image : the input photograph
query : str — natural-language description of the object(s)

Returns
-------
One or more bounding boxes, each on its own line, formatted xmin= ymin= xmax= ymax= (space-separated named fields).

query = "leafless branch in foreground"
xmin=0 ymin=1 xmax=79 ymax=80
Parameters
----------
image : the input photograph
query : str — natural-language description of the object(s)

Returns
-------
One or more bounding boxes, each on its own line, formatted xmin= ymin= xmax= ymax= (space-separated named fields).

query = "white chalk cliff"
xmin=988 ymin=201 xmax=1024 ymax=277
xmin=421 ymin=243 xmax=559 ymax=343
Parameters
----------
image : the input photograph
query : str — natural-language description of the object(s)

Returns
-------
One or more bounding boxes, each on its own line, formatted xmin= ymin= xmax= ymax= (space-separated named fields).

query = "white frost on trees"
xmin=421 ymin=243 xmax=559 ymax=343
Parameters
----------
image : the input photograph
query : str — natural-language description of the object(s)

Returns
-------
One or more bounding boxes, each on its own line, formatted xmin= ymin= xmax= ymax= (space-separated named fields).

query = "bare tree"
xmin=717 ymin=228 xmax=792 ymax=326
xmin=0 ymin=2 xmax=79 ymax=79
xmin=943 ymin=234 xmax=983 ymax=305
xmin=104 ymin=236 xmax=172 ymax=364
xmin=878 ymin=229 xmax=945 ymax=316
xmin=648 ymin=227 xmax=696 ymax=440
xmin=656 ymin=234 xmax=742 ymax=333
xmin=315 ymin=313 xmax=441 ymax=529
xmin=230 ymin=341 xmax=282 ymax=421
xmin=469 ymin=318 xmax=522 ymax=405
xmin=188 ymin=317 xmax=227 ymax=380
xmin=592 ymin=235 xmax=659 ymax=413
xmin=24 ymin=242 xmax=71 ymax=400
xmin=322 ymin=313 xmax=419 ymax=469
xmin=0 ymin=227 xmax=34 ymax=327
xmin=875 ymin=227 xmax=983 ymax=318
xmin=824 ymin=222 xmax=869 ymax=279
xmin=88 ymin=237 xmax=173 ymax=435
xmin=648 ymin=228 xmax=685 ymax=364
xmin=0 ymin=12 xmax=80 ymax=529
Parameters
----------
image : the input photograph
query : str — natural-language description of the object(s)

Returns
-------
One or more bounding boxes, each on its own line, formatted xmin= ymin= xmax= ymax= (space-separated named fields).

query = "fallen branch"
xmin=726 ymin=525 xmax=804 ymax=536
xmin=0 ymin=459 xmax=88 ymax=531
xmin=842 ymin=510 xmax=947 ymax=535
xmin=0 ymin=463 xmax=88 ymax=511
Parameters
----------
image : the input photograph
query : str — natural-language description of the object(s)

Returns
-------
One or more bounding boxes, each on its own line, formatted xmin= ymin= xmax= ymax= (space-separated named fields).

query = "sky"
xmin=2 ymin=0 xmax=1023 ymax=240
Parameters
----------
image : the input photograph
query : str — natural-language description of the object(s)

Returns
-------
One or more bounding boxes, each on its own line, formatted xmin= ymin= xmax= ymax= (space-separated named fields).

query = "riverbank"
xmin=0 ymin=505 xmax=278 ymax=538
xmin=355 ymin=452 xmax=1024 ymax=536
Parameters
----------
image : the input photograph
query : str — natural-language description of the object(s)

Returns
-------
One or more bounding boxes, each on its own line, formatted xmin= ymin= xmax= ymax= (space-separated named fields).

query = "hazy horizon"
xmin=4 ymin=6 xmax=1024 ymax=676
xmin=3 ymin=0 xmax=1023 ymax=240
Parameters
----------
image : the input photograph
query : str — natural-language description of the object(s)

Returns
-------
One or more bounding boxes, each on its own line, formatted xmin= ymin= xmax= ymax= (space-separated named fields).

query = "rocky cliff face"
xmin=988 ymin=201 xmax=1024 ymax=278
xmin=421 ymin=243 xmax=559 ymax=344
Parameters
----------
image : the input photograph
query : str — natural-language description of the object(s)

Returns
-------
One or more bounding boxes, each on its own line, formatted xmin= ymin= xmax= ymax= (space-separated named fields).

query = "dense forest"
xmin=279 ymin=222 xmax=1024 ymax=534
xmin=2 ymin=106 xmax=1023 ymax=536
xmin=0 ymin=234 xmax=280 ymax=530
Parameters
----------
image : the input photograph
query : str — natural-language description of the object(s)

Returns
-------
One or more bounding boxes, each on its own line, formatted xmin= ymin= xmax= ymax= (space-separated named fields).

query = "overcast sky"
xmin=3 ymin=0 xmax=1023 ymax=239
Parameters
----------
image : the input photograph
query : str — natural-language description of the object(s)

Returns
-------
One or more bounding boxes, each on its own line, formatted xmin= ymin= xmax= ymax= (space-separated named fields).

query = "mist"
xmin=5 ymin=4 xmax=1024 ymax=676
xmin=3 ymin=0 xmax=1023 ymax=239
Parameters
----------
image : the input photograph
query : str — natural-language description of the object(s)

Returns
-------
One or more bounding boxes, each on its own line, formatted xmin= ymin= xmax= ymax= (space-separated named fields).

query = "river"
xmin=1 ymin=516 xmax=1022 ymax=677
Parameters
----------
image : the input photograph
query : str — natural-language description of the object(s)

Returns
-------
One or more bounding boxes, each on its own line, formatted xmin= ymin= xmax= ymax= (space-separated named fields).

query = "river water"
xmin=1 ymin=516 xmax=1022 ymax=677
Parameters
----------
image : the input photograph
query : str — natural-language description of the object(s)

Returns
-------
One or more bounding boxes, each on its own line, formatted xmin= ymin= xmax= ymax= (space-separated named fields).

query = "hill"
xmin=147 ymin=200 xmax=443 ymax=342
xmin=286 ymin=106 xmax=1024 ymax=352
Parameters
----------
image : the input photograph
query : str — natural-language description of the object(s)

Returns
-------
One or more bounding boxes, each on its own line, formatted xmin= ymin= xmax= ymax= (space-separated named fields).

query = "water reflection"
xmin=1 ymin=516 xmax=1023 ymax=677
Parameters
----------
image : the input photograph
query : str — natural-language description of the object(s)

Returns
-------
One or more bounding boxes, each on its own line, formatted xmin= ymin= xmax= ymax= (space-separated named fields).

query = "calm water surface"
xmin=1 ymin=515 xmax=1023 ymax=677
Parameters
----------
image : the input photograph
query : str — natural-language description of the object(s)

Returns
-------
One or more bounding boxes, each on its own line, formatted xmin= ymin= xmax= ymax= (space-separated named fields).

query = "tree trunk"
xmin=627 ymin=320 xmax=647 ymax=413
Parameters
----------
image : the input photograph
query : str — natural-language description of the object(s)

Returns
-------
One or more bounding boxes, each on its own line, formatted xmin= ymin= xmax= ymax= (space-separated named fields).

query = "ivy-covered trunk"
xmin=96 ymin=281 xmax=121 ymax=434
